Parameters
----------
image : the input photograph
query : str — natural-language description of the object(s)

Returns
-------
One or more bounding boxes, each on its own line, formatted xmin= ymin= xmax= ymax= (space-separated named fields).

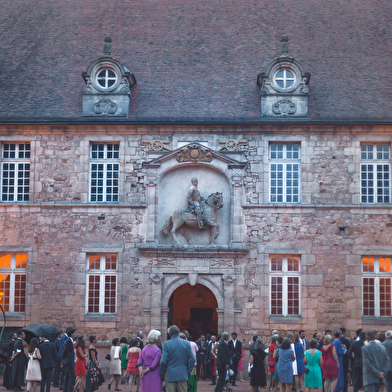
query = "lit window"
xmin=361 ymin=144 xmax=390 ymax=203
xmin=270 ymin=255 xmax=301 ymax=317
xmin=270 ymin=143 xmax=300 ymax=203
xmin=86 ymin=254 xmax=117 ymax=314
xmin=97 ymin=69 xmax=117 ymax=89
xmin=0 ymin=253 xmax=27 ymax=313
xmin=1 ymin=143 xmax=30 ymax=202
xmin=274 ymin=69 xmax=295 ymax=89
xmin=362 ymin=257 xmax=392 ymax=317
xmin=90 ymin=143 xmax=119 ymax=202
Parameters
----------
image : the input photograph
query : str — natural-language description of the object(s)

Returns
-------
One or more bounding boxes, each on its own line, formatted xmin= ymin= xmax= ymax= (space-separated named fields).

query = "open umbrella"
xmin=21 ymin=324 xmax=62 ymax=344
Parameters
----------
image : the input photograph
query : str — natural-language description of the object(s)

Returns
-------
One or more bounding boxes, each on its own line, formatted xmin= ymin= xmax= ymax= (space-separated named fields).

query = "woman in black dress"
xmin=86 ymin=335 xmax=105 ymax=392
xmin=250 ymin=338 xmax=267 ymax=392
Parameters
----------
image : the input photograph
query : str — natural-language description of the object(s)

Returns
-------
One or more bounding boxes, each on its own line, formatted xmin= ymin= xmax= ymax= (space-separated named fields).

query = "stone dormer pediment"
xmin=143 ymin=142 xmax=247 ymax=170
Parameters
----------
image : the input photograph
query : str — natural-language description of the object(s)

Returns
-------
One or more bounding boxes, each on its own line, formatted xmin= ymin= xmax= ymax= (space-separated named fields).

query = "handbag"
xmin=268 ymin=361 xmax=275 ymax=367
xmin=105 ymin=353 xmax=111 ymax=360
xmin=304 ymin=365 xmax=309 ymax=374
xmin=248 ymin=363 xmax=253 ymax=373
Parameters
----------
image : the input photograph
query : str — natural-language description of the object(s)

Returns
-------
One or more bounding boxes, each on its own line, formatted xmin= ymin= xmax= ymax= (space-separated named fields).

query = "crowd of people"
xmin=2 ymin=326 xmax=392 ymax=392
xmin=266 ymin=328 xmax=392 ymax=392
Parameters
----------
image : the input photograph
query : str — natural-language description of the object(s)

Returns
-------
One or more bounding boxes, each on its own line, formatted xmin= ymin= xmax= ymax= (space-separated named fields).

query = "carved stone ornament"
xmin=93 ymin=99 xmax=117 ymax=115
xmin=141 ymin=139 xmax=173 ymax=152
xmin=272 ymin=99 xmax=296 ymax=115
xmin=177 ymin=144 xmax=213 ymax=163
xmin=188 ymin=273 xmax=199 ymax=286
xmin=150 ymin=272 xmax=164 ymax=285
xmin=222 ymin=274 xmax=236 ymax=285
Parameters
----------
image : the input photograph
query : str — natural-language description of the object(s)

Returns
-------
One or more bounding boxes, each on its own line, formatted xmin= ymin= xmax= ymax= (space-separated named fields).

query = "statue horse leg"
xmin=171 ymin=211 xmax=188 ymax=245
xmin=206 ymin=221 xmax=219 ymax=245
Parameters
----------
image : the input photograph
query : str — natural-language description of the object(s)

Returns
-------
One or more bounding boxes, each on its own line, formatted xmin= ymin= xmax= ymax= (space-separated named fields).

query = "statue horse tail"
xmin=162 ymin=215 xmax=173 ymax=235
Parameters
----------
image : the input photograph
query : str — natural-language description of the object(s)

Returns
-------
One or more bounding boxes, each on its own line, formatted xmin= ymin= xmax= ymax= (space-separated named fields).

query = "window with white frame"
xmin=362 ymin=256 xmax=392 ymax=317
xmin=361 ymin=144 xmax=390 ymax=203
xmin=1 ymin=143 xmax=30 ymax=202
xmin=90 ymin=143 xmax=119 ymax=202
xmin=86 ymin=254 xmax=117 ymax=314
xmin=0 ymin=253 xmax=27 ymax=313
xmin=269 ymin=143 xmax=300 ymax=203
xmin=270 ymin=255 xmax=301 ymax=316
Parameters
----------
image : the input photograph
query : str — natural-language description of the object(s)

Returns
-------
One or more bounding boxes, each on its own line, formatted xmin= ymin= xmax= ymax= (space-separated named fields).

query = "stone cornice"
xmin=138 ymin=246 xmax=249 ymax=259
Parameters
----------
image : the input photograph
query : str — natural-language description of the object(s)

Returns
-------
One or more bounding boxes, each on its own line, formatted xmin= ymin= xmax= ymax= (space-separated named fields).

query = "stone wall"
xmin=0 ymin=124 xmax=391 ymax=343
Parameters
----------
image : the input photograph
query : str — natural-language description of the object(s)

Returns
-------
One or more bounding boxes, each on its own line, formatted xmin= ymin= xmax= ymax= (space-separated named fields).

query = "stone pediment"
xmin=143 ymin=142 xmax=247 ymax=169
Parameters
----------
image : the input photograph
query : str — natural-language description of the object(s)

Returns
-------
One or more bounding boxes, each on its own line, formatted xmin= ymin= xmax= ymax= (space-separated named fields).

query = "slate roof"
xmin=1 ymin=0 xmax=392 ymax=122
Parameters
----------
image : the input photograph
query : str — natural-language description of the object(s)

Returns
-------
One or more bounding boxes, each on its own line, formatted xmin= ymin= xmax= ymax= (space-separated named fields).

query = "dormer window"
xmin=257 ymin=36 xmax=310 ymax=117
xmin=97 ymin=69 xmax=117 ymax=89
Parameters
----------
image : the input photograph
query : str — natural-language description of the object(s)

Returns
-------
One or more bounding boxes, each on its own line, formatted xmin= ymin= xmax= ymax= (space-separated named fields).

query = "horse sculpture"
xmin=162 ymin=192 xmax=223 ymax=245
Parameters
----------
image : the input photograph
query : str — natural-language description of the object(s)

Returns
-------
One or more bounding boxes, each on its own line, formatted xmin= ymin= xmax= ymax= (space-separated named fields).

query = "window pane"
xmin=270 ymin=277 xmax=283 ymax=315
xmin=0 ymin=274 xmax=10 ymax=312
xmin=380 ymin=278 xmax=391 ymax=316
xmin=379 ymin=258 xmax=391 ymax=273
xmin=363 ymin=277 xmax=375 ymax=316
xmin=287 ymin=277 xmax=300 ymax=315
xmin=88 ymin=275 xmax=100 ymax=313
xmin=105 ymin=254 xmax=117 ymax=270
xmin=104 ymin=276 xmax=117 ymax=313
xmin=287 ymin=256 xmax=300 ymax=271
xmin=15 ymin=253 xmax=27 ymax=269
xmin=363 ymin=257 xmax=375 ymax=272
xmin=0 ymin=254 xmax=11 ymax=269
xmin=271 ymin=256 xmax=283 ymax=271
xmin=88 ymin=255 xmax=101 ymax=270
xmin=14 ymin=274 xmax=26 ymax=312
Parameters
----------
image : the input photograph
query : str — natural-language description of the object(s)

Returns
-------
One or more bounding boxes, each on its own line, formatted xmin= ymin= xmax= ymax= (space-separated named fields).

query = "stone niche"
xmin=158 ymin=166 xmax=230 ymax=246
xmin=142 ymin=142 xmax=247 ymax=248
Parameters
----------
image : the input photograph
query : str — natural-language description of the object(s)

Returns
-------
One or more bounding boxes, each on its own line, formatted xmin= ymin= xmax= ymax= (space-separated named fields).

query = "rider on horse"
xmin=187 ymin=177 xmax=205 ymax=229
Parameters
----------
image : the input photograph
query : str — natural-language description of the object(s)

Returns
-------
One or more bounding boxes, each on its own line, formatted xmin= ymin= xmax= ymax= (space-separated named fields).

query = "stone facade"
xmin=0 ymin=123 xmax=391 ymax=342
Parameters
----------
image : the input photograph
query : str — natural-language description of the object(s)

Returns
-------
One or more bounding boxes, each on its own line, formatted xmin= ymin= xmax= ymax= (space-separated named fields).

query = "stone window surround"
xmin=268 ymin=142 xmax=301 ymax=204
xmin=1 ymin=141 xmax=31 ymax=203
xmin=0 ymin=245 xmax=32 ymax=322
xmin=91 ymin=60 xmax=123 ymax=93
xmin=81 ymin=244 xmax=124 ymax=321
xmin=360 ymin=143 xmax=391 ymax=204
xmin=259 ymin=243 xmax=319 ymax=322
xmin=89 ymin=142 xmax=120 ymax=203
xmin=269 ymin=254 xmax=301 ymax=317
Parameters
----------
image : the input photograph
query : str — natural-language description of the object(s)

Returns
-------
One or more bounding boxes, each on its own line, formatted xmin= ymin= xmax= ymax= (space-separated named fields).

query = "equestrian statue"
xmin=162 ymin=177 xmax=223 ymax=245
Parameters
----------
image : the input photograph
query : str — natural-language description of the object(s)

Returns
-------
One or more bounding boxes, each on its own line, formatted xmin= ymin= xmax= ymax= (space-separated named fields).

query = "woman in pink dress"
xmin=238 ymin=347 xmax=245 ymax=381
xmin=320 ymin=335 xmax=339 ymax=392
xmin=126 ymin=339 xmax=141 ymax=392
xmin=137 ymin=330 xmax=162 ymax=392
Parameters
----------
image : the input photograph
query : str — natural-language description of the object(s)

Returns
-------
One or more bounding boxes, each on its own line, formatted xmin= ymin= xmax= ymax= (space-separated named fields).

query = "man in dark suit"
xmin=299 ymin=330 xmax=309 ymax=350
xmin=196 ymin=334 xmax=208 ymax=380
xmin=382 ymin=330 xmax=392 ymax=392
xmin=215 ymin=332 xmax=230 ymax=392
xmin=228 ymin=332 xmax=242 ymax=386
xmin=348 ymin=331 xmax=366 ymax=392
xmin=3 ymin=332 xmax=17 ymax=390
xmin=136 ymin=331 xmax=144 ymax=350
xmin=62 ymin=327 xmax=76 ymax=392
xmin=10 ymin=330 xmax=26 ymax=391
xmin=362 ymin=330 xmax=390 ymax=392
xmin=340 ymin=327 xmax=351 ymax=392
xmin=39 ymin=334 xmax=57 ymax=392
xmin=58 ymin=329 xmax=69 ymax=390
xmin=52 ymin=332 xmax=62 ymax=388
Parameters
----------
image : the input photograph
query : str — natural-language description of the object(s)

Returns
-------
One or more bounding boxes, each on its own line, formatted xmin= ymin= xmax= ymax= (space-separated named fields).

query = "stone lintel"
xmin=138 ymin=246 xmax=249 ymax=259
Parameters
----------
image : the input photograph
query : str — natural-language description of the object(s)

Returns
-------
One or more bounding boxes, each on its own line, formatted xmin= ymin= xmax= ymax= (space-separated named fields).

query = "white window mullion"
xmin=9 ymin=273 xmax=15 ymax=313
xmin=375 ymin=277 xmax=380 ymax=317
xmin=282 ymin=275 xmax=288 ymax=315
xmin=99 ymin=273 xmax=105 ymax=314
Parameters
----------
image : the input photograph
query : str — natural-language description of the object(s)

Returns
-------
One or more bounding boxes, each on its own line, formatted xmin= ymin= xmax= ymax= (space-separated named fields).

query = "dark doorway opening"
xmin=168 ymin=283 xmax=218 ymax=340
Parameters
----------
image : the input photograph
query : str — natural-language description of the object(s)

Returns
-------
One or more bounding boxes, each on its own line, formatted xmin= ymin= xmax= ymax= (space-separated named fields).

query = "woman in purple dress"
xmin=137 ymin=329 xmax=162 ymax=392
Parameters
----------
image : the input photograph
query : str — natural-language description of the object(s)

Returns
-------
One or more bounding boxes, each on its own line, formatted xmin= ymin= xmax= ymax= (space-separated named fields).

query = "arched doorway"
xmin=168 ymin=283 xmax=218 ymax=339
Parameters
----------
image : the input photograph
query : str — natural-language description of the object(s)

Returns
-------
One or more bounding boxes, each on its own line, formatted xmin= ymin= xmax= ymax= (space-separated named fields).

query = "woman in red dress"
xmin=269 ymin=336 xmax=278 ymax=391
xmin=320 ymin=335 xmax=339 ymax=392
xmin=126 ymin=339 xmax=142 ymax=392
xmin=74 ymin=336 xmax=89 ymax=392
